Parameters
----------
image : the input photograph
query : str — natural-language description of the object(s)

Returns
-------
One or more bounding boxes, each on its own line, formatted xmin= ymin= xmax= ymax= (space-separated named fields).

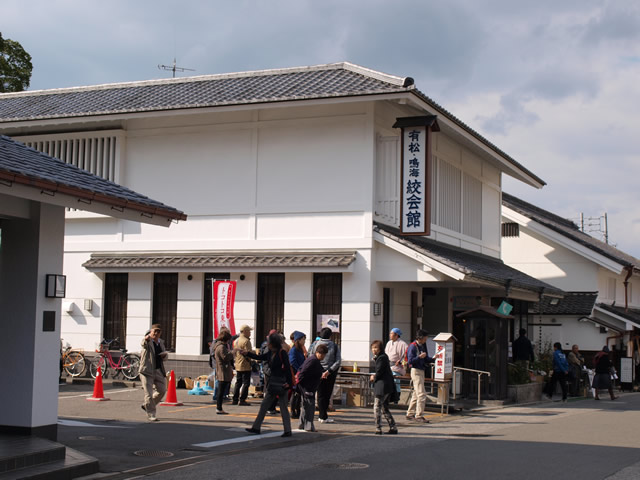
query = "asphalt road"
xmin=58 ymin=382 xmax=640 ymax=480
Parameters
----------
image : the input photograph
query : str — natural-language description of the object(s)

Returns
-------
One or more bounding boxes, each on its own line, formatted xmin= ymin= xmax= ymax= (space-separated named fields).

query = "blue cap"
xmin=293 ymin=331 xmax=306 ymax=342
xmin=391 ymin=328 xmax=402 ymax=336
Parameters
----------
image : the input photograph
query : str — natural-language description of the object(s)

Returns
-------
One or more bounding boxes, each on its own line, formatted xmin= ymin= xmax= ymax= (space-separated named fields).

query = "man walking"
xmin=546 ymin=342 xmax=569 ymax=402
xmin=139 ymin=324 xmax=168 ymax=422
xmin=385 ymin=327 xmax=408 ymax=402
xmin=406 ymin=329 xmax=432 ymax=423
xmin=232 ymin=325 xmax=253 ymax=406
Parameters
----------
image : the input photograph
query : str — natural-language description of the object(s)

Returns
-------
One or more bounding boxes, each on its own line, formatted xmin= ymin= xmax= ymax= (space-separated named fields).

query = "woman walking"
xmin=213 ymin=329 xmax=234 ymax=415
xmin=593 ymin=346 xmax=618 ymax=401
xmin=243 ymin=333 xmax=293 ymax=437
xmin=369 ymin=340 xmax=397 ymax=435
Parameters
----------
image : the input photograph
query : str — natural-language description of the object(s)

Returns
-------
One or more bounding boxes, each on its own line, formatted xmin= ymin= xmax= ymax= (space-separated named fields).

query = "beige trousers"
xmin=141 ymin=369 xmax=167 ymax=416
xmin=407 ymin=368 xmax=426 ymax=418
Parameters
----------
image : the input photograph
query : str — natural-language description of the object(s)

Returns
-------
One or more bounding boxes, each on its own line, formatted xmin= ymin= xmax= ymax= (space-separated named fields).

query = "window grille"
xmin=501 ymin=222 xmax=520 ymax=237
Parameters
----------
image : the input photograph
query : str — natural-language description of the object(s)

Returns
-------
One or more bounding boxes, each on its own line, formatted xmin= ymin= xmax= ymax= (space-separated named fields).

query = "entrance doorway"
xmin=256 ymin=273 xmax=285 ymax=343
xmin=457 ymin=307 xmax=512 ymax=400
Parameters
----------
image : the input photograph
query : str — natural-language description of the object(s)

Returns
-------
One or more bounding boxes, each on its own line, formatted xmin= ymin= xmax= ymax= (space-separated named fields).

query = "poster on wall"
xmin=319 ymin=314 xmax=340 ymax=333
xmin=213 ymin=280 xmax=237 ymax=337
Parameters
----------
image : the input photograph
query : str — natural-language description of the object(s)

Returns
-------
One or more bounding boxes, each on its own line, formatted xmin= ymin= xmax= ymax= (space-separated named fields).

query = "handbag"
xmin=268 ymin=375 xmax=287 ymax=395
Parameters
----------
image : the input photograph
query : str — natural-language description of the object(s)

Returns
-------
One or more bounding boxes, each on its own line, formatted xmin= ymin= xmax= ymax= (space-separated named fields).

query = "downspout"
xmin=623 ymin=266 xmax=633 ymax=312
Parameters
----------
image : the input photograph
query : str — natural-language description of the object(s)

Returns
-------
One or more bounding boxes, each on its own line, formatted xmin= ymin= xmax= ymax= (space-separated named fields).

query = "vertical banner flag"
xmin=393 ymin=116 xmax=439 ymax=236
xmin=213 ymin=280 xmax=237 ymax=338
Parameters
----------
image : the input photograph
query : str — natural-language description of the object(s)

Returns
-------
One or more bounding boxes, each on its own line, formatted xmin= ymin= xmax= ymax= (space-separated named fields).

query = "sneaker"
xmin=414 ymin=417 xmax=429 ymax=423
xmin=216 ymin=409 xmax=227 ymax=415
xmin=375 ymin=429 xmax=383 ymax=435
xmin=238 ymin=400 xmax=251 ymax=406
xmin=322 ymin=418 xmax=334 ymax=423
xmin=387 ymin=427 xmax=398 ymax=435
xmin=147 ymin=415 xmax=158 ymax=422
xmin=266 ymin=410 xmax=278 ymax=415
xmin=405 ymin=415 xmax=414 ymax=420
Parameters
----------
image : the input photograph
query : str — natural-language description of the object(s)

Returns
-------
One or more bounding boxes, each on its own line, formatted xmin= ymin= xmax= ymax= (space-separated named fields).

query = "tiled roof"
xmin=374 ymin=223 xmax=563 ymax=296
xmin=529 ymin=292 xmax=598 ymax=315
xmin=503 ymin=193 xmax=639 ymax=269
xmin=0 ymin=62 xmax=544 ymax=187
xmin=0 ymin=135 xmax=186 ymax=222
xmin=82 ymin=251 xmax=356 ymax=270
xmin=595 ymin=303 xmax=640 ymax=326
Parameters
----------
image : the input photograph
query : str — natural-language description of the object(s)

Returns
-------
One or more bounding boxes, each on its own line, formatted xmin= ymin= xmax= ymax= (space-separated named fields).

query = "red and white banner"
xmin=213 ymin=280 xmax=237 ymax=337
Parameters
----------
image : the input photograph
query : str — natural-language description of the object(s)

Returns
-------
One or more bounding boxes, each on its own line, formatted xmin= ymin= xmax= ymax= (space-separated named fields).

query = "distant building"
xmin=0 ymin=63 xmax=561 ymax=398
xmin=502 ymin=193 xmax=640 ymax=361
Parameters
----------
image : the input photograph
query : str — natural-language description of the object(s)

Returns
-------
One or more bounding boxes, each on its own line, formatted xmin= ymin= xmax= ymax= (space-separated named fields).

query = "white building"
xmin=502 ymin=193 xmax=640 ymax=358
xmin=0 ymin=63 xmax=561 ymax=396
xmin=0 ymin=135 xmax=184 ymax=441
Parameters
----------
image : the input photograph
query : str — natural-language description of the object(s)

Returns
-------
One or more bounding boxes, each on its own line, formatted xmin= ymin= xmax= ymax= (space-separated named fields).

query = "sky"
xmin=3 ymin=0 xmax=640 ymax=256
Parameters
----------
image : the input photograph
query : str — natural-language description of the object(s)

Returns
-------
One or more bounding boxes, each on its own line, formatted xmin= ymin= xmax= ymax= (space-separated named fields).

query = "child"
xmin=369 ymin=340 xmax=397 ymax=435
xmin=296 ymin=343 xmax=328 ymax=432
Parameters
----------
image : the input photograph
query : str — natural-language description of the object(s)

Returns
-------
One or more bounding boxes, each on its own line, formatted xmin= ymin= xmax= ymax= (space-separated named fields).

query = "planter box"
xmin=507 ymin=382 xmax=544 ymax=404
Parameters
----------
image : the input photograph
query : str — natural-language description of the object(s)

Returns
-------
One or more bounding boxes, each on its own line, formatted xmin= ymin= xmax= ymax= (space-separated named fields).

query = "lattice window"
xmin=463 ymin=172 xmax=482 ymax=239
xmin=375 ymin=136 xmax=400 ymax=226
xmin=501 ymin=222 xmax=520 ymax=237
xmin=13 ymin=130 xmax=123 ymax=182
xmin=437 ymin=159 xmax=462 ymax=233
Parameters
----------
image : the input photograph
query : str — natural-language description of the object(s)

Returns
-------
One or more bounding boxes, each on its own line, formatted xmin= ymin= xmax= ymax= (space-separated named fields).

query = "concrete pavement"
xmin=57 ymin=382 xmax=640 ymax=479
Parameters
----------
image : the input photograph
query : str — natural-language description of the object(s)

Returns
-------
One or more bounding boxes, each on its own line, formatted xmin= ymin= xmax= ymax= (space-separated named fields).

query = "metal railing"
xmin=452 ymin=366 xmax=491 ymax=404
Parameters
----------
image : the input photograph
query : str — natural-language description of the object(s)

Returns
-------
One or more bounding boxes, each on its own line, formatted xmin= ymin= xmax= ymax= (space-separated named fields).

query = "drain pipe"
xmin=623 ymin=266 xmax=633 ymax=312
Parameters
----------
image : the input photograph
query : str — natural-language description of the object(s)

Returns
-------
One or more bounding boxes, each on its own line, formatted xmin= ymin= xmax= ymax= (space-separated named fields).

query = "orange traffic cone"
xmin=86 ymin=367 xmax=109 ymax=401
xmin=159 ymin=370 xmax=183 ymax=406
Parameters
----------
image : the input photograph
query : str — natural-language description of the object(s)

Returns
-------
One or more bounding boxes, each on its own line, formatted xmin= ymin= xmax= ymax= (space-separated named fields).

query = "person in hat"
xmin=232 ymin=324 xmax=253 ymax=406
xmin=289 ymin=331 xmax=307 ymax=418
xmin=592 ymin=346 xmax=618 ymax=401
xmin=213 ymin=328 xmax=235 ymax=414
xmin=139 ymin=324 xmax=168 ymax=422
xmin=385 ymin=327 xmax=408 ymax=403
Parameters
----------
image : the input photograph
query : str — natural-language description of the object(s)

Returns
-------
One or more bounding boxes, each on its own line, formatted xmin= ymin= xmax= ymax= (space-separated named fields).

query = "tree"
xmin=0 ymin=32 xmax=33 ymax=93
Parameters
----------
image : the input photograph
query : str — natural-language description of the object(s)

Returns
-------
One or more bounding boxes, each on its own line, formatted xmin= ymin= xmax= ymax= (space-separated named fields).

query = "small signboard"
xmin=497 ymin=301 xmax=513 ymax=316
xmin=620 ymin=357 xmax=633 ymax=384
xmin=319 ymin=314 xmax=340 ymax=333
xmin=433 ymin=332 xmax=456 ymax=380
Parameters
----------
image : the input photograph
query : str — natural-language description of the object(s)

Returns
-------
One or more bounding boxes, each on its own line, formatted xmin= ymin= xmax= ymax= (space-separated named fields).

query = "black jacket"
xmin=296 ymin=355 xmax=324 ymax=393
xmin=373 ymin=353 xmax=395 ymax=396
xmin=247 ymin=347 xmax=292 ymax=385
xmin=512 ymin=335 xmax=534 ymax=362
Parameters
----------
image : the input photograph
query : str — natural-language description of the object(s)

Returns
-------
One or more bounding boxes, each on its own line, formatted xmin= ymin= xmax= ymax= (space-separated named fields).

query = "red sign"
xmin=213 ymin=280 xmax=237 ymax=337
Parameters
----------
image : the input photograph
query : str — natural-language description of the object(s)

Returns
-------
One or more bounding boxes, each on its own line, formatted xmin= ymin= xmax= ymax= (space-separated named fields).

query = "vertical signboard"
xmin=433 ymin=332 xmax=455 ymax=380
xmin=213 ymin=280 xmax=237 ymax=338
xmin=393 ymin=116 xmax=439 ymax=235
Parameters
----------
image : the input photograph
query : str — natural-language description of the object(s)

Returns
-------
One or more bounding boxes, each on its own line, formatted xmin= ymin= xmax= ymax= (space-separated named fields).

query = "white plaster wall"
xmin=283 ymin=272 xmax=313 ymax=350
xmin=126 ymin=272 xmax=153 ymax=351
xmin=531 ymin=316 xmax=611 ymax=353
xmin=175 ymin=272 xmax=203 ymax=355
xmin=60 ymin=252 xmax=104 ymax=351
xmin=502 ymin=225 xmax=600 ymax=291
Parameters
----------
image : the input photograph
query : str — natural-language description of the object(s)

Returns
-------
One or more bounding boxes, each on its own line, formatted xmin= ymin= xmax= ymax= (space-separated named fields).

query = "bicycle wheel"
xmin=121 ymin=354 xmax=140 ymax=380
xmin=64 ymin=351 xmax=86 ymax=377
xmin=89 ymin=355 xmax=107 ymax=379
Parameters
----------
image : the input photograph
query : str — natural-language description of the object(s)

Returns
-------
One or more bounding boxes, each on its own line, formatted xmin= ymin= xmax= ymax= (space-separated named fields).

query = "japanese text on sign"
xmin=402 ymin=126 xmax=427 ymax=233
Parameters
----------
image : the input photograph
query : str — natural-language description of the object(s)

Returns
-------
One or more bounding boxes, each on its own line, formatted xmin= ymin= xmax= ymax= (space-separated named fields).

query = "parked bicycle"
xmin=89 ymin=338 xmax=140 ymax=380
xmin=61 ymin=340 xmax=86 ymax=377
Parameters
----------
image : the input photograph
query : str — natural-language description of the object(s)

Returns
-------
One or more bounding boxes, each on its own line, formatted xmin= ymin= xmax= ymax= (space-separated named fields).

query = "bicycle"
xmin=89 ymin=338 xmax=140 ymax=381
xmin=61 ymin=340 xmax=87 ymax=377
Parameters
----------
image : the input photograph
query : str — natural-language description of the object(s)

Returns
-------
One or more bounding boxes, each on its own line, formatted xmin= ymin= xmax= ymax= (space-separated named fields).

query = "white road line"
xmin=58 ymin=388 xmax=133 ymax=399
xmin=58 ymin=419 xmax=131 ymax=428
xmin=193 ymin=430 xmax=304 ymax=448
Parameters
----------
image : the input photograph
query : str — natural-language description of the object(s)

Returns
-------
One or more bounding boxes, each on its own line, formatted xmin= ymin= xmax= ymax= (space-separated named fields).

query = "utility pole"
xmin=158 ymin=58 xmax=195 ymax=78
